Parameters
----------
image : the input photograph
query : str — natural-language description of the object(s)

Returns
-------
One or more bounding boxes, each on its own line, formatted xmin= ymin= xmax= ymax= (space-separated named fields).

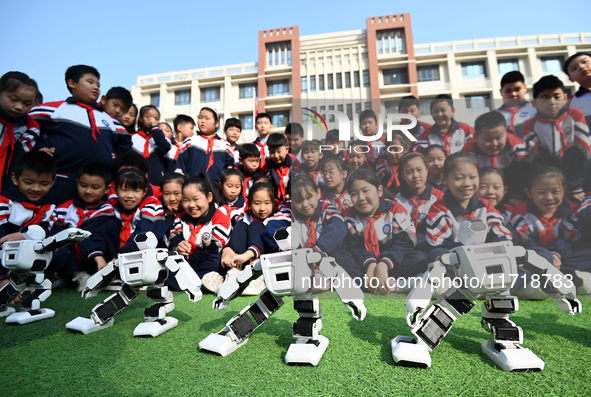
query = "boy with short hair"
xmin=99 ymin=86 xmax=132 ymax=121
xmin=415 ymin=94 xmax=474 ymax=154
xmin=495 ymin=71 xmax=536 ymax=138
xmin=398 ymin=95 xmax=431 ymax=139
xmin=522 ymin=75 xmax=591 ymax=201
xmin=358 ymin=109 xmax=384 ymax=165
xmin=173 ymin=114 xmax=196 ymax=144
xmin=264 ymin=133 xmax=291 ymax=203
xmin=324 ymin=129 xmax=347 ymax=162
xmin=253 ymin=113 xmax=273 ymax=169
xmin=286 ymin=122 xmax=305 ymax=162
xmin=564 ymin=52 xmax=591 ymax=126
xmin=224 ymin=117 xmax=242 ymax=166
xmin=238 ymin=143 xmax=262 ymax=199
xmin=298 ymin=140 xmax=324 ymax=186
xmin=30 ymin=65 xmax=131 ymax=204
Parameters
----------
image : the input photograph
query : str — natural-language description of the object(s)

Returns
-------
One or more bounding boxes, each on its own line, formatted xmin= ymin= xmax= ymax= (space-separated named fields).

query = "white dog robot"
xmin=391 ymin=219 xmax=582 ymax=372
xmin=0 ymin=225 xmax=91 ymax=324
xmin=66 ymin=232 xmax=202 ymax=337
xmin=199 ymin=227 xmax=367 ymax=366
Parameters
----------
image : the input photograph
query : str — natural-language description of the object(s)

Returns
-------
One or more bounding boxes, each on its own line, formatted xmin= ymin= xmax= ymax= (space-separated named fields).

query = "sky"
xmin=2 ymin=0 xmax=590 ymax=102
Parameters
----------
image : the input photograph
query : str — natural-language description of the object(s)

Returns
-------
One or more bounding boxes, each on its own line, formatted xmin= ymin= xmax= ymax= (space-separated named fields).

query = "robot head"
xmin=20 ymin=225 xmax=46 ymax=241
xmin=273 ymin=226 xmax=291 ymax=252
xmin=134 ymin=232 xmax=158 ymax=250
xmin=458 ymin=219 xmax=488 ymax=245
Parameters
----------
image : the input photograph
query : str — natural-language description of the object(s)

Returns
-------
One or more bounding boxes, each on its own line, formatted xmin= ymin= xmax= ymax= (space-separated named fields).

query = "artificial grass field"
xmin=1 ymin=289 xmax=590 ymax=396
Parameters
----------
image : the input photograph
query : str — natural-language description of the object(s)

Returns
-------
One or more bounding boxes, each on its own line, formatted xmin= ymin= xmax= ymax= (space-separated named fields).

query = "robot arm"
xmin=164 ymin=252 xmax=203 ymax=303
xmin=81 ymin=260 xmax=120 ymax=299
xmin=35 ymin=228 xmax=92 ymax=254
xmin=518 ymin=248 xmax=582 ymax=315
xmin=213 ymin=261 xmax=263 ymax=310
xmin=315 ymin=253 xmax=366 ymax=321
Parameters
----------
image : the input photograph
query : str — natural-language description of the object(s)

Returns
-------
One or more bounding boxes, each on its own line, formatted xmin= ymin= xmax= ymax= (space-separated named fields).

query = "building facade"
xmin=131 ymin=13 xmax=591 ymax=142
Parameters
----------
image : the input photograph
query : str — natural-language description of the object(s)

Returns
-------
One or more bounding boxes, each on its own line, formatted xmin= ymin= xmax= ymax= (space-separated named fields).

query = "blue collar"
xmin=430 ymin=118 xmax=460 ymax=135
xmin=399 ymin=182 xmax=433 ymax=201
xmin=443 ymin=189 xmax=485 ymax=216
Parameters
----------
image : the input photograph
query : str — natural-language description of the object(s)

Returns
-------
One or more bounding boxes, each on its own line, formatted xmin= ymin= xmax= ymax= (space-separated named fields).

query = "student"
xmin=224 ymin=117 xmax=242 ymax=166
xmin=253 ymin=112 xmax=273 ymax=169
xmin=522 ymin=75 xmax=591 ymax=202
xmin=173 ymin=114 xmax=195 ymax=145
xmin=159 ymin=122 xmax=180 ymax=164
xmin=415 ymin=94 xmax=474 ymax=154
xmin=219 ymin=168 xmax=246 ymax=224
xmin=159 ymin=172 xmax=189 ymax=233
xmin=358 ymin=109 xmax=384 ymax=164
xmin=298 ymin=140 xmax=324 ymax=186
xmin=0 ymin=71 xmax=40 ymax=194
xmin=237 ymin=143 xmax=261 ymax=199
xmin=398 ymin=95 xmax=431 ymax=139
xmin=376 ymin=131 xmax=412 ymax=195
xmin=176 ymin=106 xmax=235 ymax=185
xmin=30 ymin=65 xmax=131 ymax=204
xmin=264 ymin=132 xmax=291 ymax=203
xmin=563 ymin=52 xmax=591 ymax=126
xmin=495 ymin=71 xmax=536 ymax=137
xmin=119 ymin=104 xmax=138 ymax=134
xmin=168 ymin=173 xmax=231 ymax=291
xmin=131 ymin=105 xmax=172 ymax=185
xmin=77 ymin=168 xmax=168 ymax=274
xmin=423 ymin=144 xmax=447 ymax=190
xmin=324 ymin=128 xmax=347 ymax=162
xmin=462 ymin=111 xmax=528 ymax=199
xmin=321 ymin=158 xmax=352 ymax=213
xmin=344 ymin=168 xmax=420 ymax=294
xmin=110 ymin=152 xmax=161 ymax=200
xmin=347 ymin=140 xmax=371 ymax=171
xmin=0 ymin=151 xmax=56 ymax=244
xmin=286 ymin=122 xmax=305 ymax=165
xmin=476 ymin=167 xmax=515 ymax=224
xmin=395 ymin=152 xmax=444 ymax=252
xmin=99 ymin=86 xmax=133 ymax=122
xmin=426 ymin=153 xmax=512 ymax=267
xmin=159 ymin=122 xmax=174 ymax=140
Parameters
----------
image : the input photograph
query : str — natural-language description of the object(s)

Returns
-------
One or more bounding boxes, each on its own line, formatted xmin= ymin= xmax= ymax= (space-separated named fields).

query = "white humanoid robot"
xmin=0 ymin=225 xmax=91 ymax=324
xmin=391 ymin=219 xmax=582 ymax=372
xmin=66 ymin=232 xmax=202 ymax=337
xmin=199 ymin=227 xmax=367 ymax=366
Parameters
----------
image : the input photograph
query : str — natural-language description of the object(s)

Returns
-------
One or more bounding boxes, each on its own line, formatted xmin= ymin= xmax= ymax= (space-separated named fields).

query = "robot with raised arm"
xmin=66 ymin=232 xmax=202 ymax=337
xmin=0 ymin=225 xmax=91 ymax=324
xmin=391 ymin=219 xmax=582 ymax=372
xmin=199 ymin=227 xmax=366 ymax=366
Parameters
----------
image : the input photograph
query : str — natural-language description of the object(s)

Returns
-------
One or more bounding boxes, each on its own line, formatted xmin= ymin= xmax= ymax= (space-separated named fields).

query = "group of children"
xmin=1 ymin=52 xmax=591 ymax=296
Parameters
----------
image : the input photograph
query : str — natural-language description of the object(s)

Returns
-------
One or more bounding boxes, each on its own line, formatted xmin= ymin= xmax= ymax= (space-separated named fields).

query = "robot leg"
xmin=480 ymin=295 xmax=544 ymax=372
xmin=6 ymin=278 xmax=55 ymax=324
xmin=0 ymin=273 xmax=25 ymax=317
xmin=285 ymin=296 xmax=328 ymax=366
xmin=133 ymin=286 xmax=178 ymax=337
xmin=199 ymin=289 xmax=284 ymax=356
xmin=392 ymin=288 xmax=476 ymax=368
xmin=66 ymin=284 xmax=138 ymax=334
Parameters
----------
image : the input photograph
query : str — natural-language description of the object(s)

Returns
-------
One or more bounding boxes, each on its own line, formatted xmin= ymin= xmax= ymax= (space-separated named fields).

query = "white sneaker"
xmin=242 ymin=275 xmax=266 ymax=296
xmin=73 ymin=271 xmax=91 ymax=293
xmin=202 ymin=272 xmax=224 ymax=293
xmin=225 ymin=268 xmax=240 ymax=281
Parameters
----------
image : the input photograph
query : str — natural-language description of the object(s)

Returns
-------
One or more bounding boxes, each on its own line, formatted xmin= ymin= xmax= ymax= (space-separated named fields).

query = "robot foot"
xmin=391 ymin=336 xmax=432 ymax=368
xmin=66 ymin=316 xmax=114 ymax=334
xmin=0 ymin=306 xmax=16 ymax=318
xmin=199 ymin=328 xmax=248 ymax=356
xmin=482 ymin=340 xmax=545 ymax=372
xmin=5 ymin=308 xmax=55 ymax=324
xmin=285 ymin=335 xmax=329 ymax=366
xmin=133 ymin=317 xmax=178 ymax=337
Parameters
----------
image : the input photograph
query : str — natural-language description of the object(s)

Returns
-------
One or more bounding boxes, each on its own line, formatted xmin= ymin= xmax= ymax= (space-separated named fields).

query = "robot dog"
xmin=0 ymin=225 xmax=91 ymax=324
xmin=199 ymin=227 xmax=366 ymax=366
xmin=391 ymin=219 xmax=582 ymax=372
xmin=66 ymin=232 xmax=202 ymax=337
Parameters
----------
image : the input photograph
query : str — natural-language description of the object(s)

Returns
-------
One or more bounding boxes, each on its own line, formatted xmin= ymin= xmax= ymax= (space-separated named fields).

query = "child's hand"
xmin=233 ymin=251 xmax=254 ymax=266
xmin=221 ymin=248 xmax=237 ymax=268
xmin=552 ymin=254 xmax=562 ymax=270
xmin=0 ymin=232 xmax=24 ymax=247
xmin=147 ymin=116 xmax=159 ymax=128
xmin=569 ymin=192 xmax=584 ymax=203
xmin=94 ymin=256 xmax=109 ymax=271
xmin=38 ymin=147 xmax=55 ymax=157
xmin=175 ymin=241 xmax=192 ymax=256
xmin=375 ymin=262 xmax=391 ymax=295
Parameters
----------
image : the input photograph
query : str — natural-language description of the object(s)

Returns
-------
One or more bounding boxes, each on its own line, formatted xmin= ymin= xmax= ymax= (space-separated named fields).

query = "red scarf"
xmin=0 ymin=120 xmax=15 ymax=182
xmin=363 ymin=214 xmax=382 ymax=257
xmin=187 ymin=223 xmax=205 ymax=254
xmin=136 ymin=129 xmax=152 ymax=158
xmin=305 ymin=220 xmax=317 ymax=248
xmin=538 ymin=216 xmax=560 ymax=247
xmin=21 ymin=202 xmax=53 ymax=227
xmin=75 ymin=102 xmax=101 ymax=142
xmin=203 ymin=135 xmax=217 ymax=172
xmin=274 ymin=165 xmax=290 ymax=202
xmin=76 ymin=206 xmax=88 ymax=227
xmin=119 ymin=213 xmax=134 ymax=248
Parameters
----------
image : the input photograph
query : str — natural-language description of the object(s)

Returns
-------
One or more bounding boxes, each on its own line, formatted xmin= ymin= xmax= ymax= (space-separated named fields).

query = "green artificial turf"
xmin=0 ymin=290 xmax=589 ymax=396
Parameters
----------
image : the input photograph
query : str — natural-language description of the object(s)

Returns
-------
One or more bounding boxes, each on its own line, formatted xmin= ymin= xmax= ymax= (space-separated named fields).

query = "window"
xmin=269 ymin=110 xmax=289 ymax=127
xmin=327 ymin=74 xmax=333 ymax=90
xmin=498 ymin=59 xmax=519 ymax=75
xmin=267 ymin=41 xmax=292 ymax=66
xmin=337 ymin=104 xmax=344 ymax=114
xmin=541 ymin=56 xmax=563 ymax=74
xmin=150 ymin=93 xmax=160 ymax=107
xmin=354 ymin=71 xmax=360 ymax=87
xmin=384 ymin=100 xmax=398 ymax=114
xmin=465 ymin=94 xmax=491 ymax=112
xmin=328 ymin=105 xmax=335 ymax=122
xmin=239 ymin=114 xmax=254 ymax=130
xmin=319 ymin=74 xmax=325 ymax=91
xmin=301 ymin=76 xmax=308 ymax=93
xmin=175 ymin=89 xmax=191 ymax=106
xmin=376 ymin=29 xmax=405 ymax=54
xmin=355 ymin=103 xmax=362 ymax=115
xmin=345 ymin=72 xmax=351 ymax=88
xmin=310 ymin=76 xmax=316 ymax=92
xmin=420 ymin=97 xmax=434 ymax=115
xmin=239 ymin=83 xmax=256 ymax=99
xmin=336 ymin=73 xmax=342 ymax=89
xmin=200 ymin=87 xmax=220 ymax=103
xmin=461 ymin=62 xmax=487 ymax=79
xmin=383 ymin=68 xmax=409 ymax=85
xmin=268 ymin=80 xmax=290 ymax=96
xmin=364 ymin=102 xmax=371 ymax=110
xmin=363 ymin=70 xmax=370 ymax=87
xmin=417 ymin=65 xmax=440 ymax=82
xmin=346 ymin=104 xmax=353 ymax=120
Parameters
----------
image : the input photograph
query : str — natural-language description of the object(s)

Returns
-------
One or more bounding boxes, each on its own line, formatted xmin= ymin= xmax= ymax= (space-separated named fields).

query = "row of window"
xmin=302 ymin=70 xmax=370 ymax=93
xmin=236 ymin=110 xmax=290 ymax=129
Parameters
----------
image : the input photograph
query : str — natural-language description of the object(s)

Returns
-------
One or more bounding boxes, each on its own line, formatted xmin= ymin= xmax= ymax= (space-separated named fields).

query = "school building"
xmin=130 ymin=13 xmax=591 ymax=142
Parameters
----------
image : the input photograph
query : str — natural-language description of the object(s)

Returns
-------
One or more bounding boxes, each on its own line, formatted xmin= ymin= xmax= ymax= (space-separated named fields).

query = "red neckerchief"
xmin=119 ymin=213 xmax=134 ymax=248
xmin=187 ymin=222 xmax=205 ymax=254
xmin=255 ymin=141 xmax=267 ymax=169
xmin=384 ymin=160 xmax=399 ymax=190
xmin=202 ymin=135 xmax=217 ymax=172
xmin=135 ymin=129 xmax=152 ymax=158
xmin=274 ymin=165 xmax=290 ymax=202
xmin=363 ymin=213 xmax=382 ymax=257
xmin=21 ymin=202 xmax=52 ymax=227
xmin=327 ymin=189 xmax=349 ymax=212
xmin=406 ymin=195 xmax=424 ymax=226
xmin=538 ymin=215 xmax=560 ymax=247
xmin=75 ymin=102 xmax=101 ymax=142
xmin=305 ymin=219 xmax=317 ymax=248
xmin=499 ymin=102 xmax=526 ymax=135
xmin=75 ymin=206 xmax=87 ymax=227
xmin=0 ymin=119 xmax=15 ymax=180
xmin=537 ymin=112 xmax=571 ymax=158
